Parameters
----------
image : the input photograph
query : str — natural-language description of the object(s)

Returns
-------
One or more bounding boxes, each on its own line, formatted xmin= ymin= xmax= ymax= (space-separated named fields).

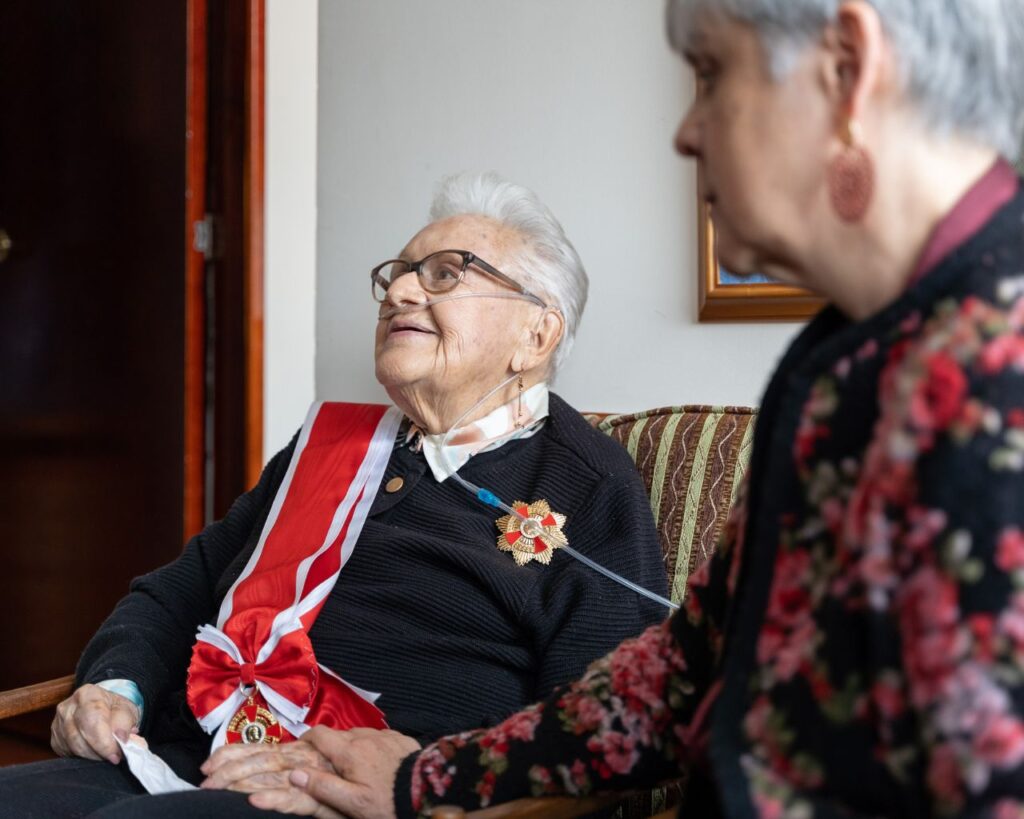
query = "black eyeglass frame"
xmin=370 ymin=249 xmax=547 ymax=308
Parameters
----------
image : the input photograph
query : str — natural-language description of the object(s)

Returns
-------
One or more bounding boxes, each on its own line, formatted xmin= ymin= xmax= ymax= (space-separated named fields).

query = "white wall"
xmin=264 ymin=0 xmax=318 ymax=455
xmin=313 ymin=0 xmax=799 ymax=415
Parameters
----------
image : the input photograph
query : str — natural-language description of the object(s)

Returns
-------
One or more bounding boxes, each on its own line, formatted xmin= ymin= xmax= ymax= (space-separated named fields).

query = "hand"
xmin=200 ymin=740 xmax=332 ymax=793
xmin=248 ymin=727 xmax=420 ymax=819
xmin=50 ymin=684 xmax=141 ymax=764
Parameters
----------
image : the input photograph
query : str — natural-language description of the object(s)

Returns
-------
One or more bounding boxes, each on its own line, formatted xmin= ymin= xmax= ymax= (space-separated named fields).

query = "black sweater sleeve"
xmin=75 ymin=437 xmax=296 ymax=732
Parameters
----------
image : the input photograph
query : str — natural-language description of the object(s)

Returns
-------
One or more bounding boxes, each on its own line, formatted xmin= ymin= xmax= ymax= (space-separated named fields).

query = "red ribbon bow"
xmin=187 ymin=625 xmax=319 ymax=721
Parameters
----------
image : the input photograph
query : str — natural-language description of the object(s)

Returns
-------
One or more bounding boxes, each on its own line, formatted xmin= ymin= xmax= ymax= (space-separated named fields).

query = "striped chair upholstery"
xmin=585 ymin=406 xmax=757 ymax=818
xmin=595 ymin=406 xmax=757 ymax=603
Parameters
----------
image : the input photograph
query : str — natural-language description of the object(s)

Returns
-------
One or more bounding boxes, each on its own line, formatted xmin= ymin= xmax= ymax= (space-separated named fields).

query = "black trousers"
xmin=0 ymin=741 xmax=282 ymax=818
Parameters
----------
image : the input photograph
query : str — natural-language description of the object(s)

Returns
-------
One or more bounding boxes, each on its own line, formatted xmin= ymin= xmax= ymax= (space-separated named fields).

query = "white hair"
xmin=429 ymin=172 xmax=588 ymax=375
xmin=667 ymin=0 xmax=1024 ymax=160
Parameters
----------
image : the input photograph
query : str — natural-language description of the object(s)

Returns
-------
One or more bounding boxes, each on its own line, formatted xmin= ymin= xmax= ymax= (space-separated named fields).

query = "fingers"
xmin=301 ymin=726 xmax=360 ymax=773
xmin=203 ymin=741 xmax=267 ymax=768
xmin=248 ymin=786 xmax=334 ymax=816
xmin=201 ymin=746 xmax=284 ymax=790
xmin=107 ymin=695 xmax=141 ymax=742
xmin=50 ymin=686 xmax=140 ymax=764
xmin=294 ymin=769 xmax=376 ymax=819
xmin=202 ymin=740 xmax=322 ymax=772
xmin=242 ymin=742 xmax=400 ymax=818
xmin=49 ymin=712 xmax=72 ymax=758
xmin=201 ymin=742 xmax=329 ymax=792
xmin=79 ymin=692 xmax=137 ymax=763
xmin=280 ymin=742 xmax=333 ymax=772
xmin=224 ymin=770 xmax=292 ymax=793
xmin=304 ymin=727 xmax=419 ymax=786
xmin=201 ymin=743 xmax=261 ymax=777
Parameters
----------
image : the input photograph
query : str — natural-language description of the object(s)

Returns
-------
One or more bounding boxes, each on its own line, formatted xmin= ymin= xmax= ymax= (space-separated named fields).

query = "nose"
xmin=383 ymin=267 xmax=428 ymax=310
xmin=674 ymin=101 xmax=702 ymax=158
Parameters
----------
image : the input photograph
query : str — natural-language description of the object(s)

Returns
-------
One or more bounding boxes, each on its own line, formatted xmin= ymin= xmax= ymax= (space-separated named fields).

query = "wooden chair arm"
xmin=0 ymin=675 xmax=75 ymax=720
xmin=431 ymin=795 xmax=676 ymax=818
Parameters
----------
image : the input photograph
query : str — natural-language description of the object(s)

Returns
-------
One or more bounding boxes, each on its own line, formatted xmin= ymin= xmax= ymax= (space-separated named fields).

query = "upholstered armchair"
xmin=0 ymin=405 xmax=755 ymax=816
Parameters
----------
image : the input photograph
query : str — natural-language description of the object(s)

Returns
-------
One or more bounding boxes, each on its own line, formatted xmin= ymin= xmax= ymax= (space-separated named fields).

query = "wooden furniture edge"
xmin=0 ymin=675 xmax=74 ymax=721
xmin=431 ymin=794 xmax=676 ymax=818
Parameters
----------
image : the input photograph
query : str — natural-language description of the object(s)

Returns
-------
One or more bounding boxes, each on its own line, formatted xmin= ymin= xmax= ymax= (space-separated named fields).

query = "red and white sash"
xmin=186 ymin=401 xmax=402 ymax=748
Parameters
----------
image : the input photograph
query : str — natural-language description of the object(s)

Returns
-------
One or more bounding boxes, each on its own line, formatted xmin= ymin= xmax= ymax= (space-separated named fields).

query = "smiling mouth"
xmin=388 ymin=321 xmax=435 ymax=337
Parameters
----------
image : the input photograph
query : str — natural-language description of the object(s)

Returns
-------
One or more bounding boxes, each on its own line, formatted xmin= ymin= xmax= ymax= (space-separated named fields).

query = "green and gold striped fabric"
xmin=594 ymin=405 xmax=756 ymax=603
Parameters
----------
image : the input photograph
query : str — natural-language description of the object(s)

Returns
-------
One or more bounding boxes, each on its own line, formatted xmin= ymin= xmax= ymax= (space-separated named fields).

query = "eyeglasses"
xmin=370 ymin=249 xmax=547 ymax=307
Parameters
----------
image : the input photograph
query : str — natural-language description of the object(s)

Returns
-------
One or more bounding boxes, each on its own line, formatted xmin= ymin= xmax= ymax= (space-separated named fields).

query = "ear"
xmin=510 ymin=309 xmax=565 ymax=375
xmin=820 ymin=1 xmax=887 ymax=127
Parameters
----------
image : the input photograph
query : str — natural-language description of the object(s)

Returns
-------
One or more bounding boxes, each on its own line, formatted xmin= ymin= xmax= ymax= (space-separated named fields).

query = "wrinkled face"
xmin=674 ymin=14 xmax=832 ymax=282
xmin=374 ymin=215 xmax=543 ymax=409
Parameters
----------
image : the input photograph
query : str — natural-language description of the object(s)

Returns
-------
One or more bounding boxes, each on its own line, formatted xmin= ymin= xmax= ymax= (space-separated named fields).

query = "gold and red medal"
xmin=495 ymin=500 xmax=568 ymax=565
xmin=225 ymin=690 xmax=287 ymax=745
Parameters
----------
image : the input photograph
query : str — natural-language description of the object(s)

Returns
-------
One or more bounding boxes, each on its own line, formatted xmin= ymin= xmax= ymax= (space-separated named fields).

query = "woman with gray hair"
xmin=241 ymin=0 xmax=1024 ymax=817
xmin=0 ymin=172 xmax=669 ymax=817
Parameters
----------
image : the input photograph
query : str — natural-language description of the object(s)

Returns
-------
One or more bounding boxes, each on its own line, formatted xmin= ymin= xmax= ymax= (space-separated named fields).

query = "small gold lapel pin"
xmin=496 ymin=500 xmax=568 ymax=566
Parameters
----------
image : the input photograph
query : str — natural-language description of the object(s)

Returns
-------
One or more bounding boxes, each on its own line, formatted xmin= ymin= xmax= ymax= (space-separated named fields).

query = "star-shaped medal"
xmin=495 ymin=500 xmax=568 ymax=566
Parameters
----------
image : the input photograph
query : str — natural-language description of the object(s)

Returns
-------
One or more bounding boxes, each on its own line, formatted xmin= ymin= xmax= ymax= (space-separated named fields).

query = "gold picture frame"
xmin=696 ymin=195 xmax=825 ymax=323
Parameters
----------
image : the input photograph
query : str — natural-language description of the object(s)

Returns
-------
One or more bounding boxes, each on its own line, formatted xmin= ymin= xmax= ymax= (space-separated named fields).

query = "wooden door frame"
xmin=245 ymin=0 xmax=265 ymax=493
xmin=184 ymin=0 xmax=207 ymax=542
xmin=184 ymin=0 xmax=264 ymax=539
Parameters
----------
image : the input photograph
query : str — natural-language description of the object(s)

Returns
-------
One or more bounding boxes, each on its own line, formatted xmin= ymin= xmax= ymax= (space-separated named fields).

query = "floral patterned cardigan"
xmin=394 ymin=177 xmax=1024 ymax=819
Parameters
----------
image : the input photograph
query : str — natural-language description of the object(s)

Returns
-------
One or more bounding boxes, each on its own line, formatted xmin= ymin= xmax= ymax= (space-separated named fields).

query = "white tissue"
xmin=115 ymin=734 xmax=198 ymax=795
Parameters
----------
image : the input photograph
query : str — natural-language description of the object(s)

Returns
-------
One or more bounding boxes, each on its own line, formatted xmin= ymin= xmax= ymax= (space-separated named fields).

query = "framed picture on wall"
xmin=696 ymin=179 xmax=825 ymax=323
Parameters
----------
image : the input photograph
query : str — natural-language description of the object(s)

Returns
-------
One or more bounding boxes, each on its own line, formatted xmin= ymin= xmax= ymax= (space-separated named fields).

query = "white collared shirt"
xmin=409 ymin=382 xmax=550 ymax=482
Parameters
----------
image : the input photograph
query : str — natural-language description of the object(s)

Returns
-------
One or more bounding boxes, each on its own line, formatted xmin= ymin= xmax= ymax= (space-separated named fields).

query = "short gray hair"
xmin=429 ymin=172 xmax=588 ymax=375
xmin=667 ymin=0 xmax=1024 ymax=160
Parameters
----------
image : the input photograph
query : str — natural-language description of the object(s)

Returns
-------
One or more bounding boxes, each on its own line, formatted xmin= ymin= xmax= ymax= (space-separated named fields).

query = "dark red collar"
xmin=909 ymin=158 xmax=1019 ymax=285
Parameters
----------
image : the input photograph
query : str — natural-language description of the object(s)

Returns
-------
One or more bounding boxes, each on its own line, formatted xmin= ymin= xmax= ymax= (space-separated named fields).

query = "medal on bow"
xmin=496 ymin=500 xmax=568 ymax=565
xmin=225 ymin=690 xmax=286 ymax=745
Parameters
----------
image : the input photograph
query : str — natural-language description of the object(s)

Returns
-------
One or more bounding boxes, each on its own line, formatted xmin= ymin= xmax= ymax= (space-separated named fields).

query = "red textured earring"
xmin=828 ymin=117 xmax=875 ymax=223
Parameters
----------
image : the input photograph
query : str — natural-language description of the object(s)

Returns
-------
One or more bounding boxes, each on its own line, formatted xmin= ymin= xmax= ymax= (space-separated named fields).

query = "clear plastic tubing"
xmin=434 ymin=366 xmax=680 ymax=613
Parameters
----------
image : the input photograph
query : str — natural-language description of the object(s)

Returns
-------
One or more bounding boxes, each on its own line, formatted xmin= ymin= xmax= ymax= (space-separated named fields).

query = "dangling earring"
xmin=828 ymin=117 xmax=875 ymax=223
xmin=515 ymin=372 xmax=524 ymax=429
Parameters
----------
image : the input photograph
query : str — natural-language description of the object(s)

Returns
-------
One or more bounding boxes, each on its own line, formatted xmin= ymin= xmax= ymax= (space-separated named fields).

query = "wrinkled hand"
xmin=248 ymin=727 xmax=420 ymax=819
xmin=50 ymin=684 xmax=141 ymax=764
xmin=200 ymin=740 xmax=332 ymax=793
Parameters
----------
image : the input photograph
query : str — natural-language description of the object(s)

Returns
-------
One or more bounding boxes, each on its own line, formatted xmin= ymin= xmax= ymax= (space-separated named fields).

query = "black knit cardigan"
xmin=76 ymin=393 xmax=668 ymax=758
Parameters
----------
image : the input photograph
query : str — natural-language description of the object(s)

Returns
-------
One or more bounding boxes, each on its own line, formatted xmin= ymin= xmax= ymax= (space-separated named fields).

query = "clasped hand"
xmin=51 ymin=683 xmax=141 ymax=764
xmin=201 ymin=727 xmax=420 ymax=819
xmin=52 ymin=685 xmax=417 ymax=819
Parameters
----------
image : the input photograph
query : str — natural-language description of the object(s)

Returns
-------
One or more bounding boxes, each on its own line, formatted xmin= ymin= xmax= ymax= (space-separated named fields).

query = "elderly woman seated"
xmin=0 ymin=172 xmax=668 ymax=816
